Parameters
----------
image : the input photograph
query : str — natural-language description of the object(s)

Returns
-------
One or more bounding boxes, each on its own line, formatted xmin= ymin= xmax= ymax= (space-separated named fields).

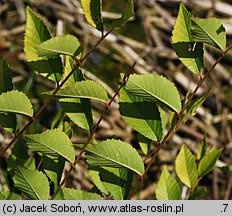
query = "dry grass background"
xmin=0 ymin=0 xmax=232 ymax=199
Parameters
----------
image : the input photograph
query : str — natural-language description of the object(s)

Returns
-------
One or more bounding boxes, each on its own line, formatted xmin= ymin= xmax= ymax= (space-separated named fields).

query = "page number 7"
xmin=222 ymin=204 xmax=228 ymax=212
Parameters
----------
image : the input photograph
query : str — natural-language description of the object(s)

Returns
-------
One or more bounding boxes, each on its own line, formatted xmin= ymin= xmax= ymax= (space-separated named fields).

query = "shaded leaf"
xmin=220 ymin=166 xmax=232 ymax=173
xmin=42 ymin=156 xmax=65 ymax=186
xmin=0 ymin=57 xmax=13 ymax=93
xmin=191 ymin=17 xmax=226 ymax=50
xmin=156 ymin=166 xmax=181 ymax=200
xmin=61 ymin=99 xmax=93 ymax=131
xmin=188 ymin=186 xmax=208 ymax=200
xmin=0 ymin=90 xmax=33 ymax=117
xmin=0 ymin=60 xmax=17 ymax=128
xmin=25 ymin=129 xmax=75 ymax=162
xmin=13 ymin=167 xmax=49 ymax=200
xmin=57 ymin=188 xmax=103 ymax=200
xmin=172 ymin=42 xmax=203 ymax=75
xmin=175 ymin=145 xmax=198 ymax=188
xmin=37 ymin=35 xmax=81 ymax=58
xmin=86 ymin=139 xmax=144 ymax=176
xmin=172 ymin=3 xmax=203 ymax=74
xmin=119 ymin=87 xmax=163 ymax=141
xmin=197 ymin=136 xmax=207 ymax=161
xmin=46 ymin=80 xmax=108 ymax=103
xmin=187 ymin=91 xmax=210 ymax=116
xmin=198 ymin=147 xmax=223 ymax=176
xmin=80 ymin=0 xmax=103 ymax=31
xmin=125 ymin=74 xmax=181 ymax=113
xmin=90 ymin=167 xmax=132 ymax=200
xmin=110 ymin=0 xmax=135 ymax=28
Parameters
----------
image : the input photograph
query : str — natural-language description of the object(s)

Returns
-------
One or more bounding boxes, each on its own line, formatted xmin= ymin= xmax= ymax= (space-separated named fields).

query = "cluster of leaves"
xmin=156 ymin=140 xmax=222 ymax=200
xmin=172 ymin=3 xmax=226 ymax=74
xmin=0 ymin=1 xmax=229 ymax=200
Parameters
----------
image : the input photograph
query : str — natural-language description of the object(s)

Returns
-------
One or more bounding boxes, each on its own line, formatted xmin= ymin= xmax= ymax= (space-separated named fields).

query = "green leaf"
xmin=191 ymin=17 xmax=226 ymax=50
xmin=46 ymin=80 xmax=108 ymax=103
xmin=28 ymin=59 xmax=62 ymax=82
xmin=119 ymin=87 xmax=163 ymax=141
xmin=172 ymin=3 xmax=193 ymax=43
xmin=24 ymin=7 xmax=51 ymax=61
xmin=220 ymin=166 xmax=232 ymax=173
xmin=0 ymin=192 xmax=21 ymax=200
xmin=198 ymin=147 xmax=223 ymax=176
xmin=37 ymin=35 xmax=81 ymax=58
xmin=86 ymin=139 xmax=145 ymax=176
xmin=137 ymin=134 xmax=152 ymax=155
xmin=62 ymin=56 xmax=84 ymax=88
xmin=187 ymin=91 xmax=210 ymax=116
xmin=24 ymin=7 xmax=62 ymax=81
xmin=197 ymin=136 xmax=207 ymax=160
xmin=0 ymin=90 xmax=33 ymax=117
xmin=90 ymin=167 xmax=133 ymax=200
xmin=42 ymin=156 xmax=65 ymax=186
xmin=13 ymin=167 xmax=49 ymax=200
xmin=110 ymin=0 xmax=135 ymax=28
xmin=0 ymin=57 xmax=13 ymax=93
xmin=188 ymin=186 xmax=208 ymax=200
xmin=61 ymin=99 xmax=93 ymax=131
xmin=156 ymin=166 xmax=181 ymax=200
xmin=89 ymin=168 xmax=109 ymax=195
xmin=125 ymin=74 xmax=181 ymax=113
xmin=25 ymin=129 xmax=75 ymax=162
xmin=80 ymin=0 xmax=103 ymax=31
xmin=172 ymin=3 xmax=203 ymax=74
xmin=57 ymin=188 xmax=103 ymax=200
xmin=0 ymin=57 xmax=16 ymax=130
xmin=175 ymin=145 xmax=198 ymax=188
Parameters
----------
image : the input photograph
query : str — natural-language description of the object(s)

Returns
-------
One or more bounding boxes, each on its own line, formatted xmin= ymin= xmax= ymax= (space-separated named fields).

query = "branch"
xmin=50 ymin=62 xmax=136 ymax=200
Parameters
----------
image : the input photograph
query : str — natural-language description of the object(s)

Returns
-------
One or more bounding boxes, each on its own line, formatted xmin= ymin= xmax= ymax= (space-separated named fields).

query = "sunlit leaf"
xmin=86 ymin=139 xmax=144 ymax=176
xmin=175 ymin=145 xmax=198 ymax=188
xmin=172 ymin=3 xmax=203 ymax=74
xmin=25 ymin=129 xmax=75 ymax=162
xmin=0 ymin=90 xmax=33 ymax=117
xmin=80 ymin=0 xmax=103 ymax=31
xmin=37 ymin=35 xmax=81 ymax=58
xmin=57 ymin=188 xmax=103 ymax=200
xmin=125 ymin=74 xmax=181 ymax=113
xmin=191 ymin=17 xmax=226 ymax=50
xmin=156 ymin=166 xmax=181 ymax=200
xmin=13 ymin=167 xmax=49 ymax=200
xmin=198 ymin=147 xmax=223 ymax=176
xmin=46 ymin=80 xmax=108 ymax=103
xmin=24 ymin=7 xmax=62 ymax=81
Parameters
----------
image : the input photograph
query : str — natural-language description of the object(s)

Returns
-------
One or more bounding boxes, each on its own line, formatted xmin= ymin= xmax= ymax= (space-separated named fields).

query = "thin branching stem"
xmin=0 ymin=29 xmax=113 ymax=157
xmin=143 ymin=43 xmax=232 ymax=178
xmin=50 ymin=62 xmax=136 ymax=200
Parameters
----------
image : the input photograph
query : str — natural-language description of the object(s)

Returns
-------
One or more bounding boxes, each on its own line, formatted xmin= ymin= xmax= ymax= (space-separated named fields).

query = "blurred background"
xmin=0 ymin=0 xmax=232 ymax=199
